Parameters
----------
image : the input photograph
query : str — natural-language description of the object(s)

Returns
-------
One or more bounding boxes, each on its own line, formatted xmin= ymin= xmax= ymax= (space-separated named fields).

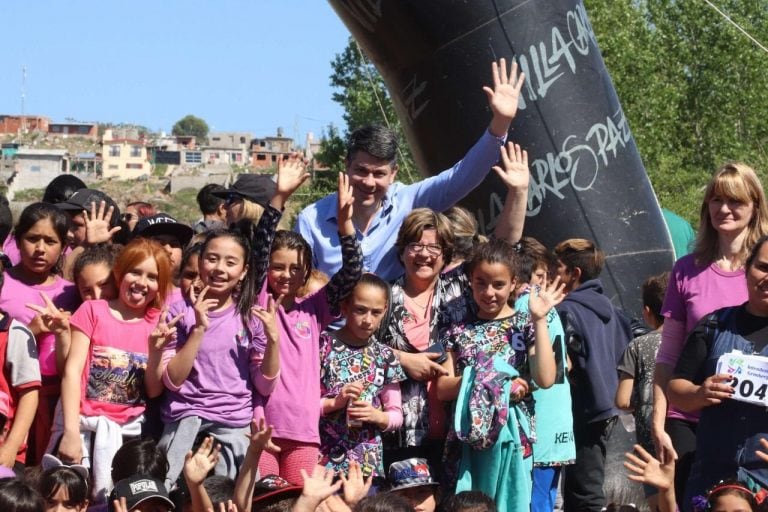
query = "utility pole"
xmin=20 ymin=65 xmax=26 ymax=134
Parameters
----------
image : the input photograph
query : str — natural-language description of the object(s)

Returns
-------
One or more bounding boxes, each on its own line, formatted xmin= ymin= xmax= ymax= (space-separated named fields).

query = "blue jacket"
xmin=683 ymin=306 xmax=768 ymax=511
xmin=557 ymin=279 xmax=632 ymax=424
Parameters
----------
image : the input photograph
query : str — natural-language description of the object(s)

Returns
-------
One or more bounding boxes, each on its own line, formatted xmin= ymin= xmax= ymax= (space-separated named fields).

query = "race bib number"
xmin=716 ymin=350 xmax=768 ymax=407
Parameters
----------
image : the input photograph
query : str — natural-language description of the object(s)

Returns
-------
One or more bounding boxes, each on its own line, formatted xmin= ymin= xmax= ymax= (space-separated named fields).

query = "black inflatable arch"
xmin=329 ymin=0 xmax=675 ymax=316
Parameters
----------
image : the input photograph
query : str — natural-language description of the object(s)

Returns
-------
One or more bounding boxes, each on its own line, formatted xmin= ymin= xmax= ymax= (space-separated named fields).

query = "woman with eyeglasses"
xmin=379 ymin=142 xmax=530 ymax=481
xmin=122 ymin=201 xmax=157 ymax=232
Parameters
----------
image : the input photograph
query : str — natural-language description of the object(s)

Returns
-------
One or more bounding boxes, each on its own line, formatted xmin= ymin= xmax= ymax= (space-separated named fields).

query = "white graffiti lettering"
xmin=517 ymin=5 xmax=597 ymax=110
xmin=401 ymin=74 xmax=430 ymax=122
xmin=476 ymin=109 xmax=633 ymax=229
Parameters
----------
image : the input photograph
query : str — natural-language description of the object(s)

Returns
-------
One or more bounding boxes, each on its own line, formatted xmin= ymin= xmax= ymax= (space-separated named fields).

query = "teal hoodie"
xmin=455 ymin=356 xmax=532 ymax=511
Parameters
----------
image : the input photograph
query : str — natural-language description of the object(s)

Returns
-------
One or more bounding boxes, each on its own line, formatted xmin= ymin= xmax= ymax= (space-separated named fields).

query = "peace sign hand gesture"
xmin=149 ymin=305 xmax=183 ymax=352
xmin=190 ymin=285 xmax=219 ymax=331
xmin=252 ymin=294 xmax=282 ymax=345
xmin=26 ymin=291 xmax=71 ymax=335
xmin=337 ymin=172 xmax=355 ymax=236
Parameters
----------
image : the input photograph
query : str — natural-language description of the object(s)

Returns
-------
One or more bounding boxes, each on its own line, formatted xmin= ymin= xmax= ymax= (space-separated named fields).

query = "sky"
xmin=0 ymin=1 xmax=352 ymax=145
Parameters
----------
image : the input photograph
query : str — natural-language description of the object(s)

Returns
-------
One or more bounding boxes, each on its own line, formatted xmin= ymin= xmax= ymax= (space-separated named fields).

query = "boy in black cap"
xmin=110 ymin=475 xmax=175 ymax=512
xmin=132 ymin=214 xmax=194 ymax=277
xmin=56 ymin=188 xmax=122 ymax=248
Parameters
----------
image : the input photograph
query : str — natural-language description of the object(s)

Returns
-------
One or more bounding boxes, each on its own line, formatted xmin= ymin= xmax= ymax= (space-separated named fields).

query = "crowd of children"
xmin=0 ymin=58 xmax=766 ymax=512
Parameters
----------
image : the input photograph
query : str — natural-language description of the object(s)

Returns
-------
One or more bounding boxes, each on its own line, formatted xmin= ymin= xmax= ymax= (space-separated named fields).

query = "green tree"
xmin=585 ymin=0 xmax=768 ymax=222
xmin=172 ymin=115 xmax=209 ymax=143
xmin=314 ymin=123 xmax=346 ymax=174
xmin=321 ymin=37 xmax=417 ymax=183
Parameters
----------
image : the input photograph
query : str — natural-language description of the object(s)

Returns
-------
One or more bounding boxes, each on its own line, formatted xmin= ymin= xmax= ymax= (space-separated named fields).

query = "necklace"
xmin=405 ymin=291 xmax=431 ymax=311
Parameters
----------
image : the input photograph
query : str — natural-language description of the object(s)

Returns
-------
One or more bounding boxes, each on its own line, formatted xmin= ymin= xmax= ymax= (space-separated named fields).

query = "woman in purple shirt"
xmin=652 ymin=162 xmax=768 ymax=507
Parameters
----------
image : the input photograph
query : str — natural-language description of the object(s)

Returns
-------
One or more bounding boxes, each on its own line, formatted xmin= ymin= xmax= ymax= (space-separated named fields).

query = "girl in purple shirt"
xmin=149 ymin=224 xmax=281 ymax=488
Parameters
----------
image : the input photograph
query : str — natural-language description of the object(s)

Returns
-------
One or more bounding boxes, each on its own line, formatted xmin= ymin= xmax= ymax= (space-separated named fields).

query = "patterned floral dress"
xmin=441 ymin=312 xmax=537 ymax=486
xmin=319 ymin=332 xmax=406 ymax=476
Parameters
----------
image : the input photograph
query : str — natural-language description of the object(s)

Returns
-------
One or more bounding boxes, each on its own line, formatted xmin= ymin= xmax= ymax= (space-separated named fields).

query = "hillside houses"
xmin=101 ymin=128 xmax=150 ymax=179
xmin=0 ymin=113 xmax=327 ymax=198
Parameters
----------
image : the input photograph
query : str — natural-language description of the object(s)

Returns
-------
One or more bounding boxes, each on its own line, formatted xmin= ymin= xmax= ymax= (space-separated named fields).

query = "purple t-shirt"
xmin=253 ymin=281 xmax=336 ymax=444
xmin=162 ymin=300 xmax=267 ymax=427
xmin=658 ymin=254 xmax=747 ymax=420
xmin=0 ymin=271 xmax=79 ymax=376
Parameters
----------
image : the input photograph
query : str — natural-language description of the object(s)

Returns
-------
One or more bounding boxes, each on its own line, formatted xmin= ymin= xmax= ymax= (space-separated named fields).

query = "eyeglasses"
xmin=406 ymin=243 xmax=442 ymax=256
xmin=121 ymin=213 xmax=135 ymax=222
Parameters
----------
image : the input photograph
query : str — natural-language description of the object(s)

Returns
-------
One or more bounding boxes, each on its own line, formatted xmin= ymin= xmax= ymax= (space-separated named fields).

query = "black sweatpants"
xmin=563 ymin=416 xmax=618 ymax=512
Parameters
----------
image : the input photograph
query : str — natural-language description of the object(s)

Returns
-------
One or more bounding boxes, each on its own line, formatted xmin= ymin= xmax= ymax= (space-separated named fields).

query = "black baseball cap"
xmin=131 ymin=213 xmax=194 ymax=247
xmin=108 ymin=475 xmax=174 ymax=512
xmin=212 ymin=173 xmax=276 ymax=208
xmin=56 ymin=188 xmax=121 ymax=227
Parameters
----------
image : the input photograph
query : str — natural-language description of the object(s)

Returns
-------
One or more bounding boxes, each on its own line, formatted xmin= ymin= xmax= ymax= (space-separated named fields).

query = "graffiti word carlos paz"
xmin=477 ymin=108 xmax=633 ymax=232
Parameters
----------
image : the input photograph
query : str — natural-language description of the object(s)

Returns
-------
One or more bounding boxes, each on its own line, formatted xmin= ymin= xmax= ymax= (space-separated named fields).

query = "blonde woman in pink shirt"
xmin=652 ymin=162 xmax=768 ymax=507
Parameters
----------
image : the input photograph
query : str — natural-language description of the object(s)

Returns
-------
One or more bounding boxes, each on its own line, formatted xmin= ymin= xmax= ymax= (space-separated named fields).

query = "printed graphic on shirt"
xmin=87 ymin=346 xmax=147 ymax=406
xmin=319 ymin=333 xmax=406 ymax=477
xmin=234 ymin=327 xmax=252 ymax=348
xmin=447 ymin=315 xmax=533 ymax=375
xmin=294 ymin=320 xmax=312 ymax=340
xmin=442 ymin=314 xmax=536 ymax=478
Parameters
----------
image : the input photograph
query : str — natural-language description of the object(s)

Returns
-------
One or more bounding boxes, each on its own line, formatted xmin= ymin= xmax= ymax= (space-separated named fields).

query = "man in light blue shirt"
xmin=296 ymin=58 xmax=525 ymax=281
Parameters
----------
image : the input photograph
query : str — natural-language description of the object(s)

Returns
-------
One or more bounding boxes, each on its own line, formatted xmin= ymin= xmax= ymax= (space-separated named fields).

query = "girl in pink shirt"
xmin=51 ymin=238 xmax=172 ymax=502
xmin=255 ymin=173 xmax=362 ymax=484
xmin=0 ymin=203 xmax=79 ymax=465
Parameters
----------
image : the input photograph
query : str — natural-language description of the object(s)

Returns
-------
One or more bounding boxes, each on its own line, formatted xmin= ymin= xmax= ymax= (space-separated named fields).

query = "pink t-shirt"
xmin=658 ymin=254 xmax=747 ymax=420
xmin=0 ymin=272 xmax=79 ymax=377
xmin=70 ymin=300 xmax=159 ymax=424
xmin=402 ymin=305 xmax=445 ymax=439
xmin=253 ymin=282 xmax=335 ymax=444
xmin=402 ymin=305 xmax=430 ymax=351
xmin=2 ymin=237 xmax=20 ymax=267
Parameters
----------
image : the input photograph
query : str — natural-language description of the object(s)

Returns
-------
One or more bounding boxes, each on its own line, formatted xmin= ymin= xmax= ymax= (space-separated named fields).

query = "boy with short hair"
xmin=554 ymin=238 xmax=633 ymax=512
xmin=615 ymin=272 xmax=670 ymax=512
xmin=193 ymin=184 xmax=227 ymax=234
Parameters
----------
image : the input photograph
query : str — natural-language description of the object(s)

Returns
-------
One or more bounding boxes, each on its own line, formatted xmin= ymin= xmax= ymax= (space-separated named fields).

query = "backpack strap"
xmin=702 ymin=307 xmax=735 ymax=346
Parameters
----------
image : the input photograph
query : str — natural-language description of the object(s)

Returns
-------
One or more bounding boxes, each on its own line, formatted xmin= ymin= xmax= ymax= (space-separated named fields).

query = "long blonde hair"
xmin=238 ymin=198 xmax=264 ymax=223
xmin=694 ymin=162 xmax=768 ymax=265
